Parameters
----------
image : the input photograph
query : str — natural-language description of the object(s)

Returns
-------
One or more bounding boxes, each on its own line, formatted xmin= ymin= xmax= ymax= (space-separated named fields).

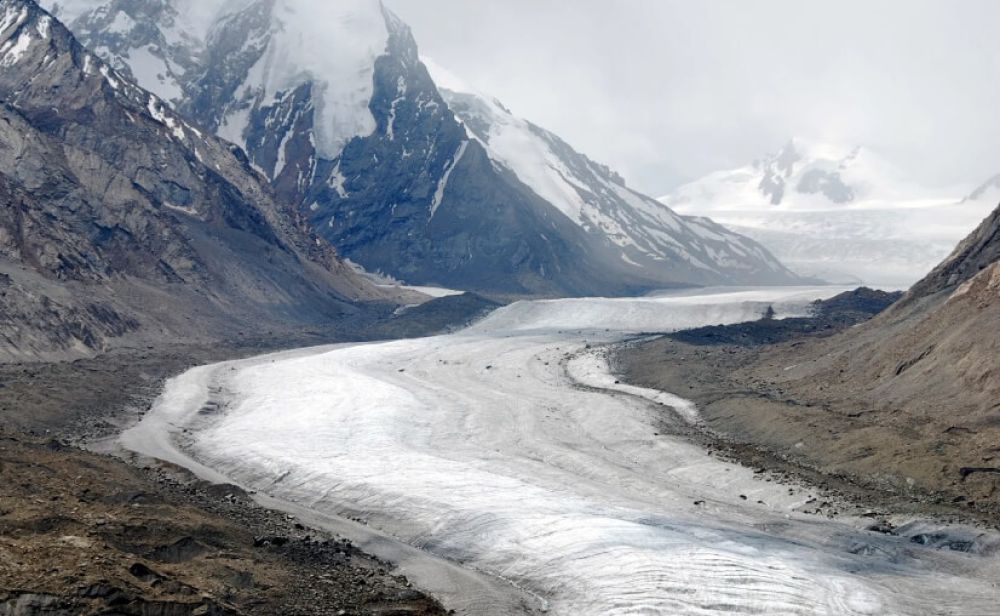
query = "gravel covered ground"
xmin=0 ymin=432 xmax=446 ymax=615
xmin=617 ymin=288 xmax=1000 ymax=527
xmin=0 ymin=294 xmax=498 ymax=615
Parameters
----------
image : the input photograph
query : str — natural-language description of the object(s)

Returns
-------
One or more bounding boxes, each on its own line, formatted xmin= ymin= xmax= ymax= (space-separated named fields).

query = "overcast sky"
xmin=386 ymin=0 xmax=1000 ymax=197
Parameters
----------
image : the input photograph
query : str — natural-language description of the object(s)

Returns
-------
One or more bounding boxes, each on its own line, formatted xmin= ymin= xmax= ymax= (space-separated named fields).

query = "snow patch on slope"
xmin=480 ymin=103 xmax=592 ymax=225
xmin=0 ymin=6 xmax=41 ymax=67
xmin=223 ymin=0 xmax=389 ymax=158
xmin=423 ymin=59 xmax=595 ymax=228
xmin=430 ymin=140 xmax=468 ymax=219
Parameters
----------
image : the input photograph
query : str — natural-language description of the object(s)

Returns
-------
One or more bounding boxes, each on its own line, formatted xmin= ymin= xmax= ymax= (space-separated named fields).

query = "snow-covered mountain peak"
xmin=665 ymin=138 xmax=930 ymax=213
xmin=756 ymin=139 xmax=869 ymax=206
xmin=221 ymin=0 xmax=390 ymax=158
xmin=660 ymin=141 xmax=994 ymax=288
xmin=41 ymin=0 xmax=395 ymax=158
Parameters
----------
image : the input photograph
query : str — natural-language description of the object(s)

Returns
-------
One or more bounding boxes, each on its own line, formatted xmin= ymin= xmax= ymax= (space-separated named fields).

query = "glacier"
xmin=121 ymin=288 xmax=1000 ymax=615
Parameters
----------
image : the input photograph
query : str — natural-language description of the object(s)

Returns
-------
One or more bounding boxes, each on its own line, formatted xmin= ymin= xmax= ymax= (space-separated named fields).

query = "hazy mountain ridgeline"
xmin=661 ymin=139 xmax=997 ymax=287
xmin=47 ymin=0 xmax=802 ymax=296
xmin=0 ymin=0 xmax=387 ymax=360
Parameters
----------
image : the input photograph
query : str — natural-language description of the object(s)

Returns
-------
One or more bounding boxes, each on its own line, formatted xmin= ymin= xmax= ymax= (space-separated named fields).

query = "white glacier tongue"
xmin=122 ymin=288 xmax=1000 ymax=616
xmin=223 ymin=0 xmax=388 ymax=158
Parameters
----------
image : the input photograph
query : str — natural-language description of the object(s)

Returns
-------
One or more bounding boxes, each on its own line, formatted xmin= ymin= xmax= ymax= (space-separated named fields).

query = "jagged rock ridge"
xmin=0 ymin=0 xmax=381 ymax=360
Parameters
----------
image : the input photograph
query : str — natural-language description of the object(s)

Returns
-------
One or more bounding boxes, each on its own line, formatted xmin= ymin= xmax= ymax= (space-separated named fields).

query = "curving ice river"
xmin=121 ymin=288 xmax=1000 ymax=615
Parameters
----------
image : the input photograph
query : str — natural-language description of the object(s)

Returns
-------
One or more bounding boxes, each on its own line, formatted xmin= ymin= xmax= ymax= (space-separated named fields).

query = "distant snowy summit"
xmin=661 ymin=139 xmax=997 ymax=289
xmin=663 ymin=138 xmax=956 ymax=212
xmin=44 ymin=0 xmax=802 ymax=296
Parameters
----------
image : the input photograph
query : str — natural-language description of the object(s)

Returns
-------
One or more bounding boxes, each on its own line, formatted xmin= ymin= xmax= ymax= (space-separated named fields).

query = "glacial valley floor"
xmin=617 ymin=314 xmax=1000 ymax=529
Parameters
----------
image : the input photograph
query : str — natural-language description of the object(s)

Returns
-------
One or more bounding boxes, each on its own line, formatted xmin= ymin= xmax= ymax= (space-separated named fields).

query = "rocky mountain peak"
xmin=2 ymin=0 xmax=55 ymax=60
xmin=0 ymin=0 xmax=380 ymax=359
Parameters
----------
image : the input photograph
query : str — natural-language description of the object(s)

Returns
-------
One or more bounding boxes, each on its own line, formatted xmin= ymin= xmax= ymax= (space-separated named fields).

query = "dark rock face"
xmin=758 ymin=168 xmax=787 ymax=206
xmin=796 ymin=169 xmax=854 ymax=204
xmin=52 ymin=0 xmax=802 ymax=297
xmin=747 ymin=140 xmax=858 ymax=206
xmin=315 ymin=48 xmax=631 ymax=294
xmin=0 ymin=0 xmax=376 ymax=359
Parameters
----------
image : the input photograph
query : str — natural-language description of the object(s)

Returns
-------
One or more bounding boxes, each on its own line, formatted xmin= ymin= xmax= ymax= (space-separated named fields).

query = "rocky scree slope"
xmin=0 ymin=0 xmax=381 ymax=361
xmin=48 ymin=0 xmax=801 ymax=296
xmin=752 ymin=201 xmax=1000 ymax=499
